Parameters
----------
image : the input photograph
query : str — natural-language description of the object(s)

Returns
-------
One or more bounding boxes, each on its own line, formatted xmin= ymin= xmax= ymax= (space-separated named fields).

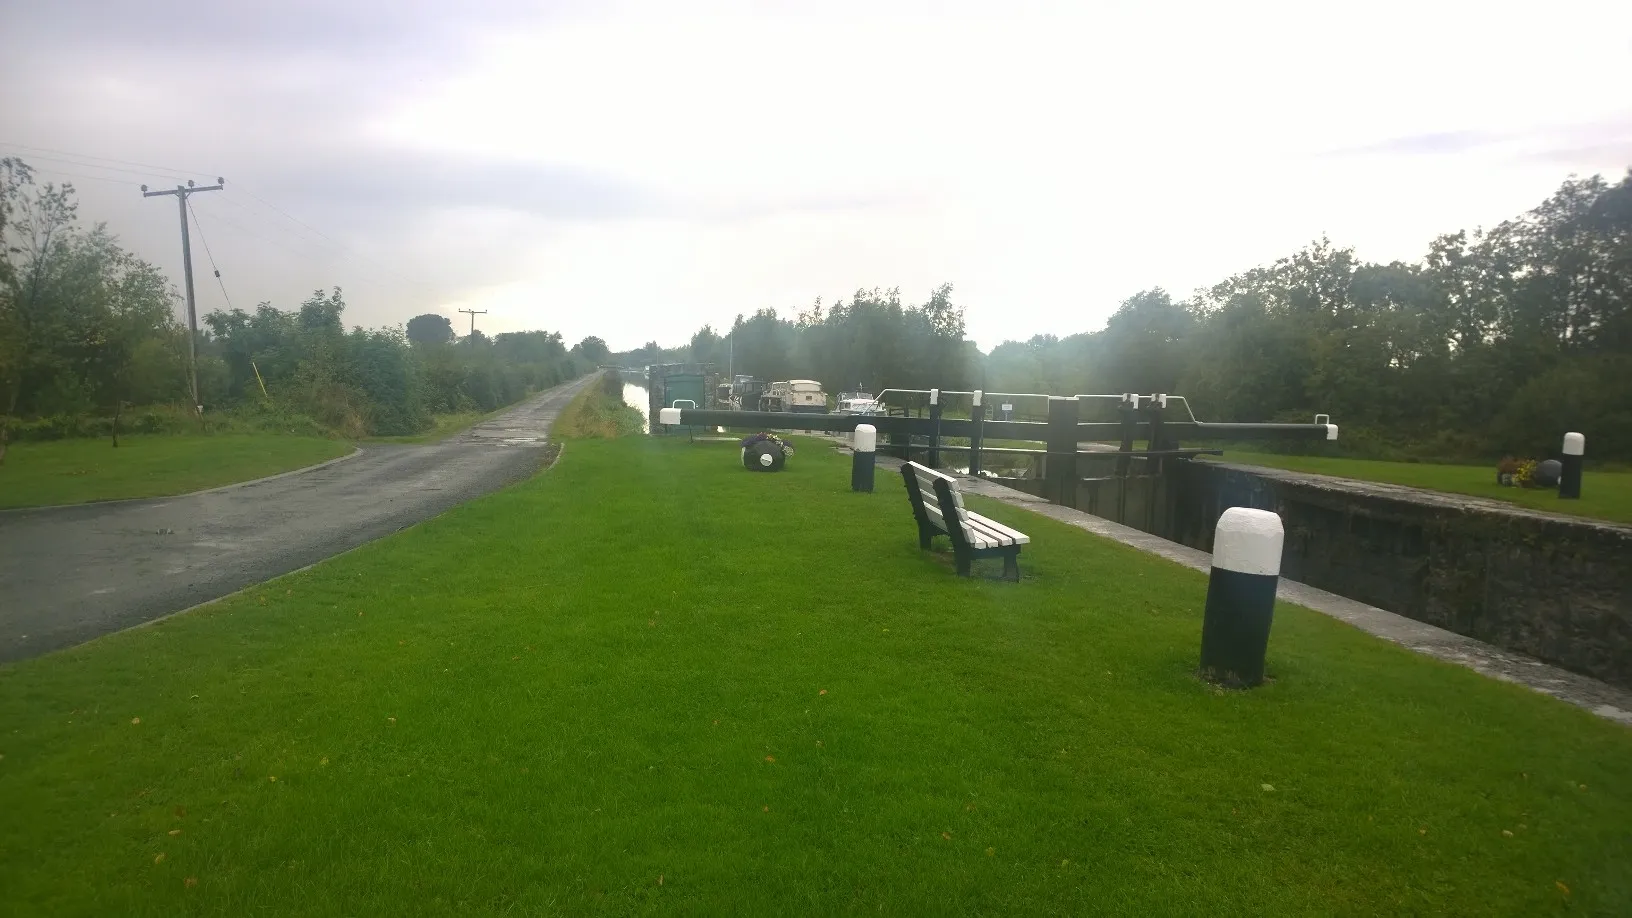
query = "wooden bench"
xmin=899 ymin=461 xmax=1030 ymax=580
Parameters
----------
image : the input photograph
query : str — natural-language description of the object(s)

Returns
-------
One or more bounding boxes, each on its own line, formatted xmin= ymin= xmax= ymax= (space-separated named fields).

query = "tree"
xmin=406 ymin=313 xmax=454 ymax=346
xmin=0 ymin=158 xmax=34 ymax=464
xmin=1 ymin=174 xmax=78 ymax=463
xmin=572 ymin=336 xmax=611 ymax=364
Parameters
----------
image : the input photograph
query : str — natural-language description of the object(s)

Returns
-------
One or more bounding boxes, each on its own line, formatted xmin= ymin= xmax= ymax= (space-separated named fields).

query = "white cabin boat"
xmin=762 ymin=379 xmax=827 ymax=413
xmin=834 ymin=391 xmax=885 ymax=416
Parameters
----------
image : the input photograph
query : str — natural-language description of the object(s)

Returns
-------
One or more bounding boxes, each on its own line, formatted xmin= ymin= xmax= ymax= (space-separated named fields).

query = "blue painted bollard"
xmin=852 ymin=424 xmax=877 ymax=492
xmin=1560 ymin=432 xmax=1584 ymax=500
xmin=1199 ymin=507 xmax=1284 ymax=688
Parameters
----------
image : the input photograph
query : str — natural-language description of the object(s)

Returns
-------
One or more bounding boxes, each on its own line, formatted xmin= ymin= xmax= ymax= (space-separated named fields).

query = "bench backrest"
xmin=901 ymin=460 xmax=968 ymax=533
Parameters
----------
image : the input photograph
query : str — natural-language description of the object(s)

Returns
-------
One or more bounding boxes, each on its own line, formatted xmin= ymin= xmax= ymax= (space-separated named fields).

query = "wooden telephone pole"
xmin=458 ymin=308 xmax=488 ymax=337
xmin=143 ymin=178 xmax=225 ymax=417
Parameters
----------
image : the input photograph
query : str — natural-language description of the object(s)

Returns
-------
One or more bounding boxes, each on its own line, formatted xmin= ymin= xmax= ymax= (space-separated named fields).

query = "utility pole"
xmin=143 ymin=178 xmax=225 ymax=418
xmin=458 ymin=308 xmax=488 ymax=337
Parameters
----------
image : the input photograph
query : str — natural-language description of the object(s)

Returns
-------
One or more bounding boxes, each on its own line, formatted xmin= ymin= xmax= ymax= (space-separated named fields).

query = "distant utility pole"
xmin=143 ymin=178 xmax=225 ymax=417
xmin=459 ymin=308 xmax=488 ymax=337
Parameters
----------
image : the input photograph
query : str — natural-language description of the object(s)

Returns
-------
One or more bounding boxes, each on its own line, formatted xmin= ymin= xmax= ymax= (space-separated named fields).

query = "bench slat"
xmin=963 ymin=516 xmax=1015 ymax=548
xmin=966 ymin=511 xmax=1031 ymax=545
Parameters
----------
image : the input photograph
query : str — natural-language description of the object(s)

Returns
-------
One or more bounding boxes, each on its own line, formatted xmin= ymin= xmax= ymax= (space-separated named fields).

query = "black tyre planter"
xmin=742 ymin=441 xmax=787 ymax=472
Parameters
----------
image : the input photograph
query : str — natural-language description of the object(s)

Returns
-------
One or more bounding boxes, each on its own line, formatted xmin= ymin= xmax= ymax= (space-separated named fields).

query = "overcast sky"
xmin=3 ymin=1 xmax=1629 ymax=351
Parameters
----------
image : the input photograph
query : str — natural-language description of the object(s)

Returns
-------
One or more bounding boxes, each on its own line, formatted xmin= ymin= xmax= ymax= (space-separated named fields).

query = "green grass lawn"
xmin=0 ymin=435 xmax=354 ymax=510
xmin=1 ymin=436 xmax=1628 ymax=915
xmin=1208 ymin=451 xmax=1632 ymax=525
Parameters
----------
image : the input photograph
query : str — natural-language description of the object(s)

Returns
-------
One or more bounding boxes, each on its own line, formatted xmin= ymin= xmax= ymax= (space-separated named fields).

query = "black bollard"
xmin=1560 ymin=432 xmax=1584 ymax=500
xmin=852 ymin=424 xmax=877 ymax=492
xmin=1199 ymin=507 xmax=1284 ymax=688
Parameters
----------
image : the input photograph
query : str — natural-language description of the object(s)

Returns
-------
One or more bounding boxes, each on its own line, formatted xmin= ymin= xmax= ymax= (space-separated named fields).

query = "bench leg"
xmin=1002 ymin=550 xmax=1020 ymax=582
xmin=918 ymin=523 xmax=934 ymax=551
xmin=955 ymin=549 xmax=972 ymax=577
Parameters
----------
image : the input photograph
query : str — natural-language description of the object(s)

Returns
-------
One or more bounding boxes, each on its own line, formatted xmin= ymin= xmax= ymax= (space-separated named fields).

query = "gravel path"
xmin=0 ymin=375 xmax=592 ymax=662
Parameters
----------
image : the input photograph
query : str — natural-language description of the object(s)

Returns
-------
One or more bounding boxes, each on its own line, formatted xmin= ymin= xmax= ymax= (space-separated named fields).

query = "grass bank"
xmin=1 ymin=436 xmax=1628 ymax=915
xmin=555 ymin=371 xmax=645 ymax=439
xmin=362 ymin=410 xmax=497 ymax=445
xmin=0 ymin=435 xmax=353 ymax=510
xmin=1208 ymin=451 xmax=1632 ymax=525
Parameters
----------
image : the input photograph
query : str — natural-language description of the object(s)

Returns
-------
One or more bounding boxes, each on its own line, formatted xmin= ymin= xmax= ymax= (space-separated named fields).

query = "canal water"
xmin=623 ymin=382 xmax=650 ymax=434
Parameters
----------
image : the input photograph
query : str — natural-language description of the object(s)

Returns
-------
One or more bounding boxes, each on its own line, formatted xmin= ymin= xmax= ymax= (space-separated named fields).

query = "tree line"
xmin=0 ymin=158 xmax=592 ymax=460
xmin=681 ymin=169 xmax=1632 ymax=461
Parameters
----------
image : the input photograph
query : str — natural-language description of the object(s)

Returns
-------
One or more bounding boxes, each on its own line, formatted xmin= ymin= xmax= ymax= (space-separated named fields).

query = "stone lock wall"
xmin=1165 ymin=462 xmax=1632 ymax=690
xmin=986 ymin=459 xmax=1632 ymax=689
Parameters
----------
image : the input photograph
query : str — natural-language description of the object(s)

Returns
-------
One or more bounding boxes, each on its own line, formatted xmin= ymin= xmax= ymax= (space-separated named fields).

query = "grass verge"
xmin=0 ymin=435 xmax=353 ymax=510
xmin=362 ymin=410 xmax=498 ymax=445
xmin=555 ymin=371 xmax=645 ymax=439
xmin=0 ymin=436 xmax=1627 ymax=915
xmin=1208 ymin=451 xmax=1632 ymax=525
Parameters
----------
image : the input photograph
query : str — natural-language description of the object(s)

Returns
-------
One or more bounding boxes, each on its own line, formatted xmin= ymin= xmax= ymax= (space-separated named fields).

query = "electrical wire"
xmin=4 ymin=142 xmax=444 ymax=298
xmin=0 ymin=143 xmax=205 ymax=180
xmin=186 ymin=197 xmax=234 ymax=311
xmin=20 ymin=167 xmax=141 ymax=188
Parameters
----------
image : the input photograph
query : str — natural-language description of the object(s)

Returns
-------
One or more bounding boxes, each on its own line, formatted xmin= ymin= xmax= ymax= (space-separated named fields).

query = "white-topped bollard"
xmin=1199 ymin=507 xmax=1285 ymax=688
xmin=658 ymin=407 xmax=682 ymax=426
xmin=1560 ymin=432 xmax=1585 ymax=500
xmin=852 ymin=424 xmax=877 ymax=492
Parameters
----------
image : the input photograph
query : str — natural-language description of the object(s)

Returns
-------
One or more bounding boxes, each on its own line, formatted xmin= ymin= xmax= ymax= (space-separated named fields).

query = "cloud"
xmin=1327 ymin=130 xmax=1512 ymax=157
xmin=4 ymin=1 xmax=1631 ymax=352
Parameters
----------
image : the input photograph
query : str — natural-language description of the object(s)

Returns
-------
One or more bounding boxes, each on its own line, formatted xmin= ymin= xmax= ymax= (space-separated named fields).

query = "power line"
xmin=187 ymin=197 xmax=234 ymax=312
xmin=0 ymin=151 xmax=193 ymax=184
xmin=6 ymin=142 xmax=447 ymax=299
xmin=0 ymin=142 xmax=206 ymax=179
xmin=21 ymin=167 xmax=143 ymax=188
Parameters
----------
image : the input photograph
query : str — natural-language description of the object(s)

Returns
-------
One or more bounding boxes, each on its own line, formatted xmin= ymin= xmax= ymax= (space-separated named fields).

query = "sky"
xmin=3 ymin=0 xmax=1630 ymax=351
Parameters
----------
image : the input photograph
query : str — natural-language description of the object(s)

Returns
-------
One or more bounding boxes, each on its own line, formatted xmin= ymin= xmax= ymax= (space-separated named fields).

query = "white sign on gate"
xmin=1001 ymin=403 xmax=1014 ymax=412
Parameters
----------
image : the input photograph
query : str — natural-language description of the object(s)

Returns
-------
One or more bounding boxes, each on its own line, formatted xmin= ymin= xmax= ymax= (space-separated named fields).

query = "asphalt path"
xmin=0 ymin=375 xmax=594 ymax=663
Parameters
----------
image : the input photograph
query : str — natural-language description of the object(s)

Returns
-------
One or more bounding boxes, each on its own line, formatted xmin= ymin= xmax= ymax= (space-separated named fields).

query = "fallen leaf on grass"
xmin=269 ymin=776 xmax=277 ymax=782
xmin=388 ymin=717 xmax=397 ymax=724
xmin=657 ymin=875 xmax=663 ymax=886
xmin=320 ymin=757 xmax=329 ymax=766
xmin=1419 ymin=828 xmax=1427 ymax=835
xmin=1502 ymin=830 xmax=1513 ymax=837
xmin=764 ymin=755 xmax=775 ymax=763
xmin=174 ymin=806 xmax=186 ymax=818
xmin=986 ymin=847 xmax=995 ymax=856
xmin=941 ymin=832 xmax=952 ymax=840
xmin=1260 ymin=784 xmax=1274 ymax=792
xmin=168 ymin=829 xmax=181 ymax=836
xmin=130 ymin=717 xmax=141 ymax=725
xmin=763 ymin=805 xmax=770 ymax=812
xmin=818 ymin=689 xmax=827 ymax=696
xmin=184 ymin=877 xmax=197 ymax=888
xmin=1557 ymin=881 xmax=1570 ymax=896
xmin=154 ymin=854 xmax=166 ymax=865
